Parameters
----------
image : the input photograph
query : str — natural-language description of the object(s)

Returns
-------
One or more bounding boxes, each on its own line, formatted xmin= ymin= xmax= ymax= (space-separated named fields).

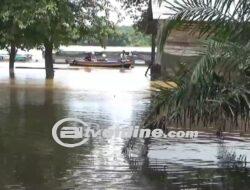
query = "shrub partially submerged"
xmin=146 ymin=40 xmax=250 ymax=131
xmin=146 ymin=0 xmax=250 ymax=132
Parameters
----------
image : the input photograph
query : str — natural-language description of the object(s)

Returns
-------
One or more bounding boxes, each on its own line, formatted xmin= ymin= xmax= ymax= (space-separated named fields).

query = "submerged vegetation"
xmin=146 ymin=0 xmax=250 ymax=131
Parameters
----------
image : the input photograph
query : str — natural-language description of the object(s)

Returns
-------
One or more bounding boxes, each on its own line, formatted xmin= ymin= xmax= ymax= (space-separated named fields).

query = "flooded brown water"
xmin=0 ymin=62 xmax=250 ymax=190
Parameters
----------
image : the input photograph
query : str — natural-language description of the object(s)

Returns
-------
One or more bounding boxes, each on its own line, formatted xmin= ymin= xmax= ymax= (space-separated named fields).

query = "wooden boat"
xmin=68 ymin=59 xmax=133 ymax=68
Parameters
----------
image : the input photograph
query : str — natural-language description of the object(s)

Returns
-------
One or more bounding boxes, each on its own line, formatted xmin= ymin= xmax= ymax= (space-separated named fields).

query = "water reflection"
xmin=0 ymin=66 xmax=155 ymax=189
xmin=0 ymin=79 xmax=92 ymax=190
xmin=124 ymin=135 xmax=250 ymax=189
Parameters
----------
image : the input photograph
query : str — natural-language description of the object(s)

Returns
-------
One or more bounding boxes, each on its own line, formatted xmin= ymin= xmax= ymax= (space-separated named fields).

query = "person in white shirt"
xmin=120 ymin=50 xmax=127 ymax=63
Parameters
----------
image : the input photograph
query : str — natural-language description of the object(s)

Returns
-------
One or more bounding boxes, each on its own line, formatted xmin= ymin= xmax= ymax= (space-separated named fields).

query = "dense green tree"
xmin=32 ymin=0 xmax=114 ymax=79
xmin=0 ymin=0 xmax=35 ymax=78
xmin=28 ymin=0 xmax=77 ymax=79
xmin=0 ymin=0 xmax=114 ymax=79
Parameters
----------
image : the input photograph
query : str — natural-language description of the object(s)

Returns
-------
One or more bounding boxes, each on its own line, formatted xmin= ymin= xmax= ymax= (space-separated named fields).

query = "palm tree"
xmin=146 ymin=0 xmax=250 ymax=131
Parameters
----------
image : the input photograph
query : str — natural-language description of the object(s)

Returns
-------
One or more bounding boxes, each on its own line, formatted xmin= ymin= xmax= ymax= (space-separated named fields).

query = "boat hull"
xmin=69 ymin=60 xmax=132 ymax=68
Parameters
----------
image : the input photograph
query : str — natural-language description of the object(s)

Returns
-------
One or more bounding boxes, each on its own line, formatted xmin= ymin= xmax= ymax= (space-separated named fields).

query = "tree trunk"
xmin=44 ymin=43 xmax=54 ymax=79
xmin=151 ymin=33 xmax=156 ymax=65
xmin=145 ymin=33 xmax=156 ymax=76
xmin=9 ymin=43 xmax=17 ymax=78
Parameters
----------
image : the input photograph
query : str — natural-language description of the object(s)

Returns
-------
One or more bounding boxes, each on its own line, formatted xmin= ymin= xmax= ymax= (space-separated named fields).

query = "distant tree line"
xmin=78 ymin=26 xmax=151 ymax=47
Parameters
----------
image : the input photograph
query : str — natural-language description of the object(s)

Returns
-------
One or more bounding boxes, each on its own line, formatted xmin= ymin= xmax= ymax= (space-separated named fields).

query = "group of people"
xmin=84 ymin=50 xmax=129 ymax=62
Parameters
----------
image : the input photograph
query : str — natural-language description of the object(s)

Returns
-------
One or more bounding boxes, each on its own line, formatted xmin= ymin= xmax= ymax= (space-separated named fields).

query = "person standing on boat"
xmin=120 ymin=50 xmax=127 ymax=63
xmin=91 ymin=51 xmax=97 ymax=62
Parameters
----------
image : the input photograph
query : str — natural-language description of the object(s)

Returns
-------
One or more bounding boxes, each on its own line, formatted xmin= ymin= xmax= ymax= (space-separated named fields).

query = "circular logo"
xmin=52 ymin=118 xmax=89 ymax=148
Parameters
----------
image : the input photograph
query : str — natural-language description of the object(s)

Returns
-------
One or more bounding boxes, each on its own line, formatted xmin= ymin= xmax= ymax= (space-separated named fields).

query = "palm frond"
xmin=191 ymin=39 xmax=250 ymax=83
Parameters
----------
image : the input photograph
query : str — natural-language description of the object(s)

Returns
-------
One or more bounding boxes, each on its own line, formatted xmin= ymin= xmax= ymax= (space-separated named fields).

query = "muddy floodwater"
xmin=0 ymin=62 xmax=250 ymax=190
